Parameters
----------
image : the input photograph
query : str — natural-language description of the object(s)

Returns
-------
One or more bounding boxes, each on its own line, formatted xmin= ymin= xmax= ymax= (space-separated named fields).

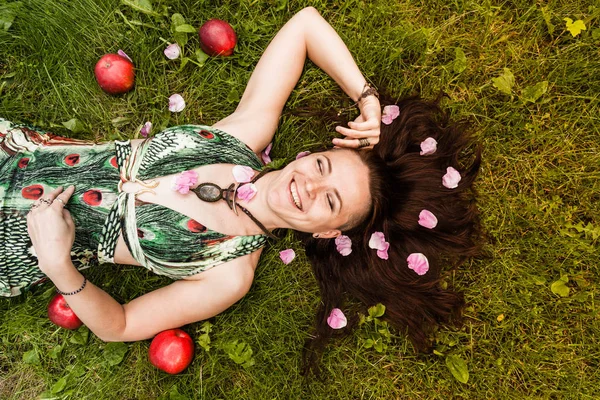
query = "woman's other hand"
xmin=333 ymin=94 xmax=381 ymax=150
xmin=27 ymin=185 xmax=76 ymax=275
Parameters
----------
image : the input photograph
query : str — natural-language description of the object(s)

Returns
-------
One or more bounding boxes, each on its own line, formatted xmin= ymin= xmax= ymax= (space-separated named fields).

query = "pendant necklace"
xmin=190 ymin=168 xmax=279 ymax=240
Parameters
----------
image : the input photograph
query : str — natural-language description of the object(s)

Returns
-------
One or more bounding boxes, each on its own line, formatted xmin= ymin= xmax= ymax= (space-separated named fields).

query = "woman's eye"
xmin=317 ymin=159 xmax=323 ymax=175
xmin=327 ymin=194 xmax=333 ymax=211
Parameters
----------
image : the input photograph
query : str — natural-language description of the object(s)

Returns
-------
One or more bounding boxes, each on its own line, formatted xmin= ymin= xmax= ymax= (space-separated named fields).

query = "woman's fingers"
xmin=335 ymin=125 xmax=379 ymax=139
xmin=332 ymin=136 xmax=379 ymax=150
xmin=51 ymin=185 xmax=75 ymax=210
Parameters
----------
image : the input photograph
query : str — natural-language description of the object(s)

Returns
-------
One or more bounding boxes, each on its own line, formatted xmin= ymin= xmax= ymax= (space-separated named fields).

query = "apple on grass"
xmin=94 ymin=53 xmax=135 ymax=95
xmin=48 ymin=293 xmax=83 ymax=330
xmin=149 ymin=329 xmax=195 ymax=374
xmin=199 ymin=19 xmax=237 ymax=57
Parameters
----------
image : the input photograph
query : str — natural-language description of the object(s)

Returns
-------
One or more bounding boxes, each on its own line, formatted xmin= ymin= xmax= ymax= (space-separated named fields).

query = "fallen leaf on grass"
xmin=492 ymin=68 xmax=515 ymax=95
xmin=522 ymin=81 xmax=548 ymax=103
xmin=445 ymin=355 xmax=469 ymax=383
xmin=564 ymin=18 xmax=586 ymax=37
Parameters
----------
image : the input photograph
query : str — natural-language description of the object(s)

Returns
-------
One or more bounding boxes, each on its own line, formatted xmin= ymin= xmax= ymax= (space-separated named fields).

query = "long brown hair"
xmin=295 ymin=94 xmax=482 ymax=375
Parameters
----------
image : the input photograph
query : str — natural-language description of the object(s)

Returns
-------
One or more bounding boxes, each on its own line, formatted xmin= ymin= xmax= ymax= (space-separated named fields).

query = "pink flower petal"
xmin=419 ymin=137 xmax=437 ymax=156
xmin=279 ymin=249 xmax=296 ymax=265
xmin=368 ymin=231 xmax=387 ymax=250
xmin=407 ymin=253 xmax=429 ymax=275
xmin=140 ymin=121 xmax=152 ymax=137
xmin=117 ymin=49 xmax=132 ymax=63
xmin=232 ymin=165 xmax=254 ymax=183
xmin=418 ymin=209 xmax=438 ymax=229
xmin=172 ymin=170 xmax=198 ymax=194
xmin=335 ymin=235 xmax=352 ymax=256
xmin=261 ymin=142 xmax=272 ymax=165
xmin=164 ymin=43 xmax=181 ymax=60
xmin=295 ymin=151 xmax=311 ymax=160
xmin=377 ymin=241 xmax=390 ymax=260
xmin=442 ymin=166 xmax=461 ymax=189
xmin=381 ymin=105 xmax=400 ymax=125
xmin=327 ymin=308 xmax=347 ymax=329
xmin=168 ymin=94 xmax=186 ymax=113
xmin=237 ymin=183 xmax=257 ymax=201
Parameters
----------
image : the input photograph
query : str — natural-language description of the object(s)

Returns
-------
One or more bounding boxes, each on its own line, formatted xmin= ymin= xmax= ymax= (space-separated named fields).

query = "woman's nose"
xmin=305 ymin=177 xmax=325 ymax=199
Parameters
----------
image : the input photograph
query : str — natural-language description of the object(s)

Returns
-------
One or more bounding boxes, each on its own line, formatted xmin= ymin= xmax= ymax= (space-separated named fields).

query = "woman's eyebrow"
xmin=323 ymin=155 xmax=343 ymax=213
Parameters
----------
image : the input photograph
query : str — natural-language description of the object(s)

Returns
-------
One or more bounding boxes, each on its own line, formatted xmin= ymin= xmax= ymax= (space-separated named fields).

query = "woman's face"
xmin=266 ymin=149 xmax=371 ymax=234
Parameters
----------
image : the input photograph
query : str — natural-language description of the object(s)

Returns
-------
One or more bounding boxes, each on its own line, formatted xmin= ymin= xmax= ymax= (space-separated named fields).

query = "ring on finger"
xmin=357 ymin=138 xmax=370 ymax=149
xmin=39 ymin=198 xmax=52 ymax=205
xmin=54 ymin=198 xmax=65 ymax=206
xmin=30 ymin=203 xmax=41 ymax=210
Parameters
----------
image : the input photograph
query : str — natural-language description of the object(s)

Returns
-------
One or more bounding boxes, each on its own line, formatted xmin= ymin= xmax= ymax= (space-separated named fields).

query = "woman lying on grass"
xmin=0 ymin=7 xmax=480 ymax=367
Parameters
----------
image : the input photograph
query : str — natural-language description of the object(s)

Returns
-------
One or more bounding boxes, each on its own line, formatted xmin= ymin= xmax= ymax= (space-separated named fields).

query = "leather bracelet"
xmin=56 ymin=277 xmax=87 ymax=296
xmin=356 ymin=82 xmax=379 ymax=103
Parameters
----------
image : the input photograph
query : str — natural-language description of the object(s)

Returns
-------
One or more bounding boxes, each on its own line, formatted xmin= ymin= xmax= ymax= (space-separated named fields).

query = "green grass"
xmin=1 ymin=0 xmax=599 ymax=398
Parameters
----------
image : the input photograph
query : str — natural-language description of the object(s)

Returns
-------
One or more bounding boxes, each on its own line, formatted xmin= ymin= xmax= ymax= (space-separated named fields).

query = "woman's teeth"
xmin=290 ymin=180 xmax=302 ymax=210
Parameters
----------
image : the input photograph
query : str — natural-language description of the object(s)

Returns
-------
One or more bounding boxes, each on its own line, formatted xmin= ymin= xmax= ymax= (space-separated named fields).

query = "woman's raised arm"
xmin=214 ymin=7 xmax=381 ymax=153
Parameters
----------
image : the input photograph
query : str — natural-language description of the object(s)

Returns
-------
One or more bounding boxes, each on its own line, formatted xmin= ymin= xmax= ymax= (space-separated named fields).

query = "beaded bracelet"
xmin=357 ymin=82 xmax=379 ymax=103
xmin=56 ymin=277 xmax=87 ymax=296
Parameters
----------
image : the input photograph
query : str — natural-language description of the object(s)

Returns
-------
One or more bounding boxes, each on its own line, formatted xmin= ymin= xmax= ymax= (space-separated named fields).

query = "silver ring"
xmin=357 ymin=138 xmax=370 ymax=149
xmin=54 ymin=198 xmax=65 ymax=206
xmin=39 ymin=198 xmax=52 ymax=205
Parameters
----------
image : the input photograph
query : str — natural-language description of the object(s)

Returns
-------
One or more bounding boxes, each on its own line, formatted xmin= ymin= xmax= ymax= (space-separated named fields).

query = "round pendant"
xmin=194 ymin=183 xmax=223 ymax=202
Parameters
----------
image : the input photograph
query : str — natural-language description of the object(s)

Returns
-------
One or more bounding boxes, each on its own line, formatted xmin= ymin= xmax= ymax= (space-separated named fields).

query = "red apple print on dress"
xmin=82 ymin=189 xmax=102 ymax=206
xmin=187 ymin=219 xmax=207 ymax=233
xmin=109 ymin=156 xmax=118 ymax=168
xmin=18 ymin=158 xmax=30 ymax=169
xmin=22 ymin=184 xmax=44 ymax=200
xmin=64 ymin=154 xmax=80 ymax=166
xmin=198 ymin=130 xmax=214 ymax=140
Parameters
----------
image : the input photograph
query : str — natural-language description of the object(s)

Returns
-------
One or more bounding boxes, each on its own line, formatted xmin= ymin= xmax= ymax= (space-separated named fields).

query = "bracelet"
xmin=56 ymin=277 xmax=87 ymax=296
xmin=357 ymin=82 xmax=379 ymax=103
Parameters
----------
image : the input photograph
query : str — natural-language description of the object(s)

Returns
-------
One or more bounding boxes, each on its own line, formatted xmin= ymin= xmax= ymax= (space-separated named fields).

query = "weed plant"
xmin=1 ymin=0 xmax=599 ymax=399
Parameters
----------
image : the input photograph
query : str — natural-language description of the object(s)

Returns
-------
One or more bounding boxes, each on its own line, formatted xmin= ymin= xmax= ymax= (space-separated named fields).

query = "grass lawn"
xmin=1 ymin=0 xmax=599 ymax=398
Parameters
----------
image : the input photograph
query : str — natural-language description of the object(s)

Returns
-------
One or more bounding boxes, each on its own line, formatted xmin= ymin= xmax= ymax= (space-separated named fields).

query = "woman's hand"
xmin=333 ymin=95 xmax=382 ymax=150
xmin=27 ymin=185 xmax=76 ymax=275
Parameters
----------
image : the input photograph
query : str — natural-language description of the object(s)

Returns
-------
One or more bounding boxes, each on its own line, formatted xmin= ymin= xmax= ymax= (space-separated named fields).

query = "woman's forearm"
xmin=46 ymin=261 xmax=126 ymax=341
xmin=302 ymin=8 xmax=367 ymax=101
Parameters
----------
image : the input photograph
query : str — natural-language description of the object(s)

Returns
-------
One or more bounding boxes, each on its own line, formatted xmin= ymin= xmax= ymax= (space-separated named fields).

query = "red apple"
xmin=47 ymin=293 xmax=83 ymax=330
xmin=94 ymin=53 xmax=135 ymax=95
xmin=198 ymin=19 xmax=237 ymax=56
xmin=149 ymin=329 xmax=194 ymax=374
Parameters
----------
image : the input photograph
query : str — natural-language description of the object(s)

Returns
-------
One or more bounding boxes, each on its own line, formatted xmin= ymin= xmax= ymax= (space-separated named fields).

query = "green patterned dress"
xmin=0 ymin=118 xmax=267 ymax=297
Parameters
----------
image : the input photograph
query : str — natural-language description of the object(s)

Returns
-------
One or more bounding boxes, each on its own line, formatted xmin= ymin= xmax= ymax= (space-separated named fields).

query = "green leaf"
xmin=276 ymin=0 xmax=288 ymax=11
xmin=171 ymin=13 xmax=185 ymax=26
xmin=266 ymin=158 xmax=286 ymax=170
xmin=453 ymin=48 xmax=467 ymax=74
xmin=226 ymin=88 xmax=240 ymax=104
xmin=62 ymin=118 xmax=86 ymax=134
xmin=67 ymin=364 xmax=86 ymax=378
xmin=121 ymin=0 xmax=158 ymax=16
xmin=111 ymin=116 xmax=131 ymax=127
xmin=531 ymin=275 xmax=547 ymax=285
xmin=48 ymin=344 xmax=63 ymax=359
xmin=197 ymin=321 xmax=212 ymax=352
xmin=51 ymin=377 xmax=67 ymax=394
xmin=0 ymin=1 xmax=22 ymax=32
xmin=168 ymin=384 xmax=190 ymax=400
xmin=540 ymin=7 xmax=555 ymax=35
xmin=564 ymin=18 xmax=586 ymax=37
xmin=363 ymin=338 xmax=374 ymax=349
xmin=70 ymin=326 xmax=89 ymax=345
xmin=103 ymin=342 xmax=129 ymax=366
xmin=195 ymin=49 xmax=209 ymax=66
xmin=221 ymin=340 xmax=255 ymax=368
xmin=492 ymin=68 xmax=514 ymax=95
xmin=551 ymin=276 xmax=570 ymax=297
xmin=373 ymin=339 xmax=385 ymax=353
xmin=171 ymin=13 xmax=188 ymax=47
xmin=445 ymin=355 xmax=469 ymax=383
xmin=175 ymin=24 xmax=196 ymax=33
xmin=521 ymin=81 xmax=548 ymax=103
xmin=23 ymin=349 xmax=40 ymax=364
xmin=368 ymin=303 xmax=386 ymax=318
xmin=592 ymin=28 xmax=600 ymax=40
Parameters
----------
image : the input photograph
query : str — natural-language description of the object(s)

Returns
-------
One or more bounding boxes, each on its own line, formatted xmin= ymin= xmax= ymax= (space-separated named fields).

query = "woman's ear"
xmin=312 ymin=229 xmax=341 ymax=239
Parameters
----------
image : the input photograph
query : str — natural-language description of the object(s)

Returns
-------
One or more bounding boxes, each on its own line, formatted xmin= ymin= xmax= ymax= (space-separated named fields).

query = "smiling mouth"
xmin=290 ymin=179 xmax=303 ymax=210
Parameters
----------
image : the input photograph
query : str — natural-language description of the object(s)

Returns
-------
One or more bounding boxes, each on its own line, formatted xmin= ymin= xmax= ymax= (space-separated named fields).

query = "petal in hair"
xmin=335 ymin=235 xmax=352 ymax=256
xmin=261 ymin=142 xmax=273 ymax=165
xmin=418 ymin=209 xmax=438 ymax=229
xmin=117 ymin=49 xmax=132 ymax=63
xmin=168 ymin=94 xmax=186 ymax=112
xmin=232 ymin=165 xmax=255 ymax=183
xmin=237 ymin=183 xmax=257 ymax=201
xmin=442 ymin=166 xmax=461 ymax=189
xmin=327 ymin=308 xmax=347 ymax=329
xmin=140 ymin=121 xmax=152 ymax=137
xmin=279 ymin=249 xmax=296 ymax=265
xmin=381 ymin=105 xmax=400 ymax=125
xmin=164 ymin=43 xmax=181 ymax=60
xmin=419 ymin=137 xmax=437 ymax=156
xmin=368 ymin=231 xmax=387 ymax=250
xmin=377 ymin=241 xmax=390 ymax=260
xmin=296 ymin=151 xmax=311 ymax=160
xmin=172 ymin=170 xmax=198 ymax=194
xmin=407 ymin=253 xmax=429 ymax=275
